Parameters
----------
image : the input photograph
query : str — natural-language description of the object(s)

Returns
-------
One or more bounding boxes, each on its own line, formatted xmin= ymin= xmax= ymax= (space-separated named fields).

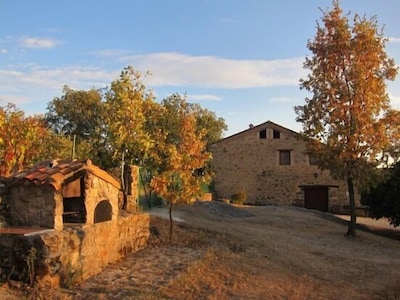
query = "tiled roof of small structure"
xmin=0 ymin=159 xmax=121 ymax=191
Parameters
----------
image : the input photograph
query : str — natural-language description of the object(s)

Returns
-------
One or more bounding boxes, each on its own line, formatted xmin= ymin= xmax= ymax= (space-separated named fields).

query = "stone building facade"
xmin=211 ymin=121 xmax=362 ymax=213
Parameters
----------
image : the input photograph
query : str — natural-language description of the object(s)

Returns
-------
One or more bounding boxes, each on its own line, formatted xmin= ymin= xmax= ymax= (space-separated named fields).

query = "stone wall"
xmin=84 ymin=172 xmax=120 ymax=225
xmin=6 ymin=185 xmax=59 ymax=229
xmin=0 ymin=212 xmax=150 ymax=287
xmin=211 ymin=124 xmax=361 ymax=212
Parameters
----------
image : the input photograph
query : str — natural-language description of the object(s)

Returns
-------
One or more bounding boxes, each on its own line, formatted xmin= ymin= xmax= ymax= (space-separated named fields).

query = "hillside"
xmin=2 ymin=202 xmax=400 ymax=299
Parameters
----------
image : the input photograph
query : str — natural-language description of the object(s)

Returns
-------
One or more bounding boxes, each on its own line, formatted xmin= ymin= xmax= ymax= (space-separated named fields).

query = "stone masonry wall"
xmin=0 ymin=212 xmax=150 ymax=287
xmin=7 ymin=185 xmax=59 ymax=229
xmin=211 ymin=125 xmax=361 ymax=211
xmin=84 ymin=173 xmax=120 ymax=225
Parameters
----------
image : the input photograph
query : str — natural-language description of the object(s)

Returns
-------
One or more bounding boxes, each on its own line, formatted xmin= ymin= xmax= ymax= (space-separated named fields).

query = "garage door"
xmin=304 ymin=187 xmax=329 ymax=212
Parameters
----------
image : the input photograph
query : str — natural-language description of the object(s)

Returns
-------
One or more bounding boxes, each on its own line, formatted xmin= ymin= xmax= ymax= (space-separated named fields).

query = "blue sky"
xmin=1 ymin=0 xmax=399 ymax=137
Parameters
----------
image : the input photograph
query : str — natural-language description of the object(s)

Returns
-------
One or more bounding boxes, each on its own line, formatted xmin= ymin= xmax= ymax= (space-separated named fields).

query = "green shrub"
xmin=230 ymin=191 xmax=247 ymax=205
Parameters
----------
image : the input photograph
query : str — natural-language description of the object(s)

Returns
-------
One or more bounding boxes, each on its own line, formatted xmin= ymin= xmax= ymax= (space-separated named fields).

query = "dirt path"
xmin=2 ymin=202 xmax=400 ymax=299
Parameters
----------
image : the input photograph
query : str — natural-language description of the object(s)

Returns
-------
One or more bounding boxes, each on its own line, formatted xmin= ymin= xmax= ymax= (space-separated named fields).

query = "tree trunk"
xmin=346 ymin=176 xmax=357 ymax=236
xmin=139 ymin=168 xmax=151 ymax=210
xmin=168 ymin=202 xmax=173 ymax=243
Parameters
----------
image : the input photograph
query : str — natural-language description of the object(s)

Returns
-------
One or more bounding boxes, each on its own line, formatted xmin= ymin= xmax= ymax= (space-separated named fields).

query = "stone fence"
xmin=0 ymin=212 xmax=150 ymax=287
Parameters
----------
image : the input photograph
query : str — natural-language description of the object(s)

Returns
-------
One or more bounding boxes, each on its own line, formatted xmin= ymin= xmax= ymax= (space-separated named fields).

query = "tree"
xmin=190 ymin=103 xmax=227 ymax=147
xmin=45 ymin=86 xmax=111 ymax=168
xmin=102 ymin=68 xmax=218 ymax=218
xmin=381 ymin=109 xmax=400 ymax=166
xmin=294 ymin=0 xmax=398 ymax=236
xmin=105 ymin=67 xmax=154 ymax=164
xmin=0 ymin=103 xmax=49 ymax=175
xmin=149 ymin=94 xmax=211 ymax=241
xmin=361 ymin=162 xmax=400 ymax=227
xmin=104 ymin=67 xmax=155 ymax=209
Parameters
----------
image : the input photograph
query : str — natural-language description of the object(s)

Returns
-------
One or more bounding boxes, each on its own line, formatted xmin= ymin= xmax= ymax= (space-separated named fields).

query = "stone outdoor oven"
xmin=0 ymin=159 xmax=121 ymax=231
xmin=0 ymin=159 xmax=150 ymax=287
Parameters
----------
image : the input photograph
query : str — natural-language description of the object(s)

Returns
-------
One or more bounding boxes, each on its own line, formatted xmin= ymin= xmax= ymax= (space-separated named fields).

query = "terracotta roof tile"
xmin=35 ymin=172 xmax=51 ymax=182
xmin=59 ymin=168 xmax=73 ymax=175
xmin=25 ymin=171 xmax=44 ymax=180
xmin=0 ymin=159 xmax=121 ymax=191
xmin=46 ymin=167 xmax=60 ymax=176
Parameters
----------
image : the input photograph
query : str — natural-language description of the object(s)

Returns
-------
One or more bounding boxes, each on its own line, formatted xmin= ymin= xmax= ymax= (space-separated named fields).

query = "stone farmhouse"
xmin=210 ymin=121 xmax=362 ymax=214
xmin=0 ymin=159 xmax=149 ymax=287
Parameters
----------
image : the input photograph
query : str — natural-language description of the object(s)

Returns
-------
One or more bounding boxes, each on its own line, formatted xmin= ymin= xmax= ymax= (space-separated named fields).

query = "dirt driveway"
xmin=2 ymin=201 xmax=400 ymax=299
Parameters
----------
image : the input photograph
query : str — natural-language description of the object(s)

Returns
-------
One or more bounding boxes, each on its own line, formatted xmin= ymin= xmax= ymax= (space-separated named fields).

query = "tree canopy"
xmin=361 ymin=162 xmax=400 ymax=227
xmin=149 ymin=94 xmax=211 ymax=240
xmin=45 ymin=85 xmax=111 ymax=168
xmin=0 ymin=103 xmax=75 ymax=176
xmin=295 ymin=0 xmax=398 ymax=236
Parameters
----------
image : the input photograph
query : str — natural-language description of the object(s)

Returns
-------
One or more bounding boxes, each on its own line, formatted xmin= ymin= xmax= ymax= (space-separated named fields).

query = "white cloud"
xmin=388 ymin=37 xmax=400 ymax=44
xmin=187 ymin=94 xmax=222 ymax=101
xmin=0 ymin=52 xmax=307 ymax=113
xmin=20 ymin=37 xmax=59 ymax=49
xmin=119 ymin=52 xmax=305 ymax=89
xmin=0 ymin=67 xmax=117 ymax=105
xmin=0 ymin=94 xmax=30 ymax=106
xmin=0 ymin=49 xmax=7 ymax=54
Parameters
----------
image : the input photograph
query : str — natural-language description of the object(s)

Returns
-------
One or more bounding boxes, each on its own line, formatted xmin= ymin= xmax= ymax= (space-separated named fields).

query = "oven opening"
xmin=94 ymin=200 xmax=112 ymax=223
xmin=62 ymin=177 xmax=86 ymax=223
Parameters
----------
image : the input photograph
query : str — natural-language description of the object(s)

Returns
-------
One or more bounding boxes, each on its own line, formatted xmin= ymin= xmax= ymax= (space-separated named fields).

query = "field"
xmin=2 ymin=201 xmax=400 ymax=299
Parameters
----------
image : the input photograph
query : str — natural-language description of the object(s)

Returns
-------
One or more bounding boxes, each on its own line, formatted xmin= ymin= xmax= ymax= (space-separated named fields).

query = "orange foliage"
xmin=0 ymin=103 xmax=49 ymax=176
xmin=149 ymin=99 xmax=211 ymax=206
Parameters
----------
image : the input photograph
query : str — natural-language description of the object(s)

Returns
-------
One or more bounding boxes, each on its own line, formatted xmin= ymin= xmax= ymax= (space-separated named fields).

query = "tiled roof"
xmin=0 ymin=159 xmax=121 ymax=191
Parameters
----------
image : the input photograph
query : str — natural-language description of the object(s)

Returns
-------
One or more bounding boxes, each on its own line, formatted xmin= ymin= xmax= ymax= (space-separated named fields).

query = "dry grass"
xmin=2 ymin=202 xmax=400 ymax=299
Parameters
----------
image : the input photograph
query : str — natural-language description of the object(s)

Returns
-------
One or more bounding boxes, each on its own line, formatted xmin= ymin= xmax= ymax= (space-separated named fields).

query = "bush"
xmin=230 ymin=191 xmax=247 ymax=205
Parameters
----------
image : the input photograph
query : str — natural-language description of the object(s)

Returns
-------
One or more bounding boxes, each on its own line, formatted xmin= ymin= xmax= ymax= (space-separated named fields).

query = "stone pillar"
xmin=53 ymin=192 xmax=64 ymax=231
xmin=125 ymin=165 xmax=139 ymax=213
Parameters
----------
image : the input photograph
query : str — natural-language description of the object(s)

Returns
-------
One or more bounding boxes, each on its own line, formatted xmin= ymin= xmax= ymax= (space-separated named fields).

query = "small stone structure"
xmin=211 ymin=121 xmax=363 ymax=214
xmin=0 ymin=159 xmax=150 ymax=287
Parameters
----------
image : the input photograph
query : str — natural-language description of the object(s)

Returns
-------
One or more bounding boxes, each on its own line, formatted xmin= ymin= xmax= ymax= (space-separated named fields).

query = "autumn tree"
xmin=149 ymin=94 xmax=211 ymax=241
xmin=105 ymin=67 xmax=154 ymax=163
xmin=295 ymin=1 xmax=398 ymax=236
xmin=0 ymin=103 xmax=49 ymax=175
xmin=381 ymin=109 xmax=400 ymax=166
xmin=45 ymin=86 xmax=111 ymax=167
xmin=104 ymin=67 xmax=156 ymax=208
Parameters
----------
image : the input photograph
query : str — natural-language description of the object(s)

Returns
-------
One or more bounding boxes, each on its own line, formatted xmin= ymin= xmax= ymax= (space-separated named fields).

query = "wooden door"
xmin=304 ymin=187 xmax=329 ymax=212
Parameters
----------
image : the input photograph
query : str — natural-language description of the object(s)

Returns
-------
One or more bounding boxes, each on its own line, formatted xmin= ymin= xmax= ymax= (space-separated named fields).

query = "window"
xmin=259 ymin=129 xmax=267 ymax=139
xmin=273 ymin=130 xmax=281 ymax=139
xmin=279 ymin=150 xmax=291 ymax=165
